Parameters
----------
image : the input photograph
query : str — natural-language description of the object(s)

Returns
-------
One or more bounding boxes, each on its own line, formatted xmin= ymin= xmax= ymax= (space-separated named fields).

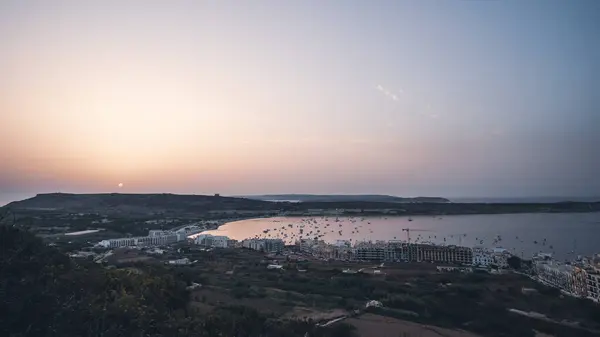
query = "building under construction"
xmin=353 ymin=242 xmax=473 ymax=265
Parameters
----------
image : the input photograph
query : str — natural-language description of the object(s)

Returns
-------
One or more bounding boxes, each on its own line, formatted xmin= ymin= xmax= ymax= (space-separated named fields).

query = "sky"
xmin=1 ymin=0 xmax=599 ymax=202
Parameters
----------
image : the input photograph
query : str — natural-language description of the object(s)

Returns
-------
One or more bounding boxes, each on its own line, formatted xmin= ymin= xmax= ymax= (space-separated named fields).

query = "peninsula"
xmin=3 ymin=193 xmax=599 ymax=218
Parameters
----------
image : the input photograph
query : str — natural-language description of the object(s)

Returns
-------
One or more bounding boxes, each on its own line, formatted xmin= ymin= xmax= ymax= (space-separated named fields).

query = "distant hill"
xmin=4 ymin=193 xmax=597 ymax=219
xmin=238 ymin=194 xmax=450 ymax=203
xmin=4 ymin=193 xmax=277 ymax=216
xmin=451 ymin=196 xmax=600 ymax=203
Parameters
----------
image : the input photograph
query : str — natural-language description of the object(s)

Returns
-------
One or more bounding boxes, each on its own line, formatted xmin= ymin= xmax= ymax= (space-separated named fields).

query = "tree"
xmin=507 ymin=256 xmax=522 ymax=270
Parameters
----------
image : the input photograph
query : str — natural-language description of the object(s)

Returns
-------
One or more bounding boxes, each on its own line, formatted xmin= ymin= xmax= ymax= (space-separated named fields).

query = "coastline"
xmin=203 ymin=210 xmax=600 ymax=232
xmin=196 ymin=212 xmax=600 ymax=260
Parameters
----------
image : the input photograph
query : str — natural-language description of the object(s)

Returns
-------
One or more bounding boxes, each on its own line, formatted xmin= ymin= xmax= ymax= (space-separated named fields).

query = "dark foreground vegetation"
xmin=2 ymin=218 xmax=600 ymax=336
xmin=178 ymin=247 xmax=600 ymax=337
xmin=0 ymin=224 xmax=355 ymax=337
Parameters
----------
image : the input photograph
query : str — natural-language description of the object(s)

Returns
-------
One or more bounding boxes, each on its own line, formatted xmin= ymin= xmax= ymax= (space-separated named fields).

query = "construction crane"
xmin=402 ymin=228 xmax=431 ymax=244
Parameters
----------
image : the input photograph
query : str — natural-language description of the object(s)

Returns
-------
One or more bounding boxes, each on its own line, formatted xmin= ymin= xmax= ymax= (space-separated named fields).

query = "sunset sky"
xmin=1 ymin=0 xmax=599 ymax=202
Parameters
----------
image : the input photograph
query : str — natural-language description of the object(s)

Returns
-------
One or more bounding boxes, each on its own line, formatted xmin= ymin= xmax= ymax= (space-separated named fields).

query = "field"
xmin=346 ymin=313 xmax=482 ymax=337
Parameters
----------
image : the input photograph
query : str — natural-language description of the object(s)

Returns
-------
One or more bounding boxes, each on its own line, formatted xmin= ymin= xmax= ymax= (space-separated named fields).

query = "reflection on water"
xmin=202 ymin=212 xmax=600 ymax=261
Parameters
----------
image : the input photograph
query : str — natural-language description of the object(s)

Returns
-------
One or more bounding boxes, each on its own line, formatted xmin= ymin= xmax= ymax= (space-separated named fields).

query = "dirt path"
xmin=345 ymin=313 xmax=482 ymax=337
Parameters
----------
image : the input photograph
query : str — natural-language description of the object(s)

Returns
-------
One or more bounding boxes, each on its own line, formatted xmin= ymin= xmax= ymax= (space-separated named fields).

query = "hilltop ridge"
xmin=238 ymin=194 xmax=450 ymax=203
xmin=3 ymin=193 xmax=275 ymax=216
xmin=3 ymin=193 xmax=599 ymax=218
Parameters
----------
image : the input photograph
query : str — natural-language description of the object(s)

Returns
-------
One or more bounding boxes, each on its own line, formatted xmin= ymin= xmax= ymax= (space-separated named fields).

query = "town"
xmin=4 ymin=196 xmax=600 ymax=336
xmin=81 ymin=223 xmax=600 ymax=306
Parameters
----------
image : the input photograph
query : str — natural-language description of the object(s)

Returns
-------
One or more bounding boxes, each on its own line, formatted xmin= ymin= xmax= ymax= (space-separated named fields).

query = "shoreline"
xmin=203 ymin=210 xmax=600 ymax=231
xmin=196 ymin=212 xmax=599 ymax=260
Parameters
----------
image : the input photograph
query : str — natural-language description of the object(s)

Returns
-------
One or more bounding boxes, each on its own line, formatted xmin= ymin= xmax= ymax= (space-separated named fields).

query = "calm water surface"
xmin=202 ymin=213 xmax=600 ymax=260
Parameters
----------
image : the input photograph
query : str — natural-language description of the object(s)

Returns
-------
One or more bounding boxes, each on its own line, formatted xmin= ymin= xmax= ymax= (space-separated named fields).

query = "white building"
xmin=365 ymin=300 xmax=382 ymax=308
xmin=137 ymin=234 xmax=178 ymax=246
xmin=242 ymin=239 xmax=265 ymax=251
xmin=334 ymin=240 xmax=351 ymax=248
xmin=489 ymin=248 xmax=510 ymax=268
xmin=149 ymin=230 xmax=172 ymax=237
xmin=472 ymin=248 xmax=494 ymax=267
xmin=97 ymin=237 xmax=135 ymax=248
xmin=186 ymin=282 xmax=202 ymax=290
xmin=194 ymin=234 xmax=230 ymax=248
xmin=168 ymin=258 xmax=192 ymax=265
xmin=97 ymin=232 xmax=178 ymax=248
xmin=242 ymin=238 xmax=284 ymax=253
xmin=534 ymin=261 xmax=588 ymax=297
xmin=472 ymin=247 xmax=509 ymax=268
xmin=297 ymin=238 xmax=323 ymax=252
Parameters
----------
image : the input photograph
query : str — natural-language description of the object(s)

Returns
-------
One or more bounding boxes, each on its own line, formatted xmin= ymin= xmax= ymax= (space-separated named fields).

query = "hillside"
xmin=0 ymin=224 xmax=333 ymax=337
xmin=239 ymin=194 xmax=450 ymax=203
xmin=4 ymin=193 xmax=277 ymax=216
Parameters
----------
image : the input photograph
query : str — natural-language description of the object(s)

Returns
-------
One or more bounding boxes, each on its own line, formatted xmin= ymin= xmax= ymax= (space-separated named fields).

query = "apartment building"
xmin=135 ymin=234 xmax=178 ymax=246
xmin=352 ymin=241 xmax=387 ymax=261
xmin=264 ymin=238 xmax=284 ymax=253
xmin=227 ymin=239 xmax=239 ymax=248
xmin=405 ymin=244 xmax=473 ymax=265
xmin=148 ymin=230 xmax=172 ymax=237
xmin=242 ymin=238 xmax=284 ymax=253
xmin=297 ymin=238 xmax=320 ymax=252
xmin=473 ymin=248 xmax=494 ymax=267
xmin=350 ymin=243 xmax=472 ymax=264
xmin=97 ymin=237 xmax=136 ymax=248
xmin=587 ymin=268 xmax=600 ymax=302
xmin=354 ymin=247 xmax=385 ymax=261
xmin=194 ymin=234 xmax=230 ymax=248
xmin=97 ymin=229 xmax=179 ymax=248
xmin=472 ymin=247 xmax=510 ymax=268
xmin=242 ymin=239 xmax=265 ymax=251
xmin=97 ymin=233 xmax=178 ymax=248
xmin=534 ymin=261 xmax=588 ymax=297
xmin=584 ymin=256 xmax=600 ymax=302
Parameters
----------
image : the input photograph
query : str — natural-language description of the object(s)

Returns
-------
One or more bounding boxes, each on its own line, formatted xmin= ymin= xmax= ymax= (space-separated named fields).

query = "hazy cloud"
xmin=376 ymin=84 xmax=399 ymax=101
